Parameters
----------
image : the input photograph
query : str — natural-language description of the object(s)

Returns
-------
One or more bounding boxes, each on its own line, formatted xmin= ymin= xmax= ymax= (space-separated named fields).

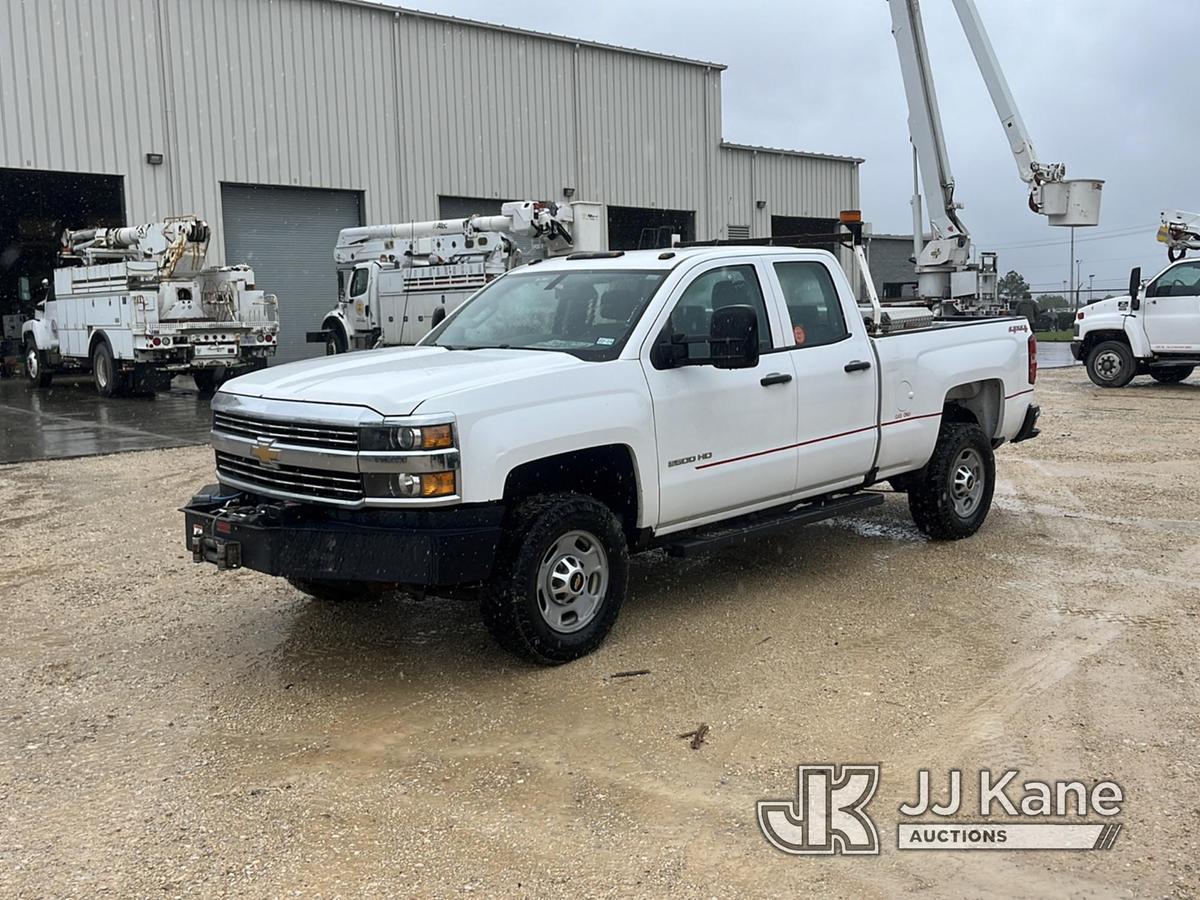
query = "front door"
xmin=1144 ymin=261 xmax=1200 ymax=352
xmin=641 ymin=260 xmax=799 ymax=528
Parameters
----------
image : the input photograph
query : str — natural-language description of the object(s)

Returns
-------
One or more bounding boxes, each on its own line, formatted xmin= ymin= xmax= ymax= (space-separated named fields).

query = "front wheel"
xmin=24 ymin=342 xmax=52 ymax=388
xmin=907 ymin=422 xmax=996 ymax=540
xmin=1086 ymin=340 xmax=1136 ymax=388
xmin=1150 ymin=365 xmax=1194 ymax=384
xmin=325 ymin=327 xmax=347 ymax=355
xmin=481 ymin=493 xmax=628 ymax=665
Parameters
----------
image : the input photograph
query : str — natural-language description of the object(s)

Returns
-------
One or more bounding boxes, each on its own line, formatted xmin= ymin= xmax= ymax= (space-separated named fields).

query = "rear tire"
xmin=24 ymin=341 xmax=52 ymax=388
xmin=287 ymin=577 xmax=375 ymax=603
xmin=481 ymin=493 xmax=628 ymax=665
xmin=1086 ymin=340 xmax=1136 ymax=388
xmin=1150 ymin=365 xmax=1193 ymax=384
xmin=908 ymin=422 xmax=995 ymax=540
xmin=91 ymin=339 xmax=123 ymax=397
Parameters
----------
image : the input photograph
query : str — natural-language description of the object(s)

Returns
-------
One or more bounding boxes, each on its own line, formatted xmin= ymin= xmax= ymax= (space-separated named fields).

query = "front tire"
xmin=287 ymin=577 xmax=375 ymax=602
xmin=481 ymin=493 xmax=628 ymax=665
xmin=908 ymin=422 xmax=996 ymax=540
xmin=24 ymin=341 xmax=52 ymax=388
xmin=1150 ymin=365 xmax=1194 ymax=384
xmin=325 ymin=326 xmax=347 ymax=355
xmin=1086 ymin=340 xmax=1136 ymax=388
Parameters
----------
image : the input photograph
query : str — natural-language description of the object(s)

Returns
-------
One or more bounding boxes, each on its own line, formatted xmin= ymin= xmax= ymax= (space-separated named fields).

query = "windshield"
xmin=424 ymin=268 xmax=667 ymax=360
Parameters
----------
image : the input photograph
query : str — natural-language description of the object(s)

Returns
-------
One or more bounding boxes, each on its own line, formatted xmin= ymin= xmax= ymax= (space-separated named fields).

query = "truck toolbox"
xmin=184 ymin=488 xmax=503 ymax=586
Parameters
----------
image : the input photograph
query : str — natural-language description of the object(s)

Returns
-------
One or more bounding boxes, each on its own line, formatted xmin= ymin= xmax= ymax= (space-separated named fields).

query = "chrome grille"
xmin=215 ymin=451 xmax=364 ymax=502
xmin=212 ymin=411 xmax=359 ymax=450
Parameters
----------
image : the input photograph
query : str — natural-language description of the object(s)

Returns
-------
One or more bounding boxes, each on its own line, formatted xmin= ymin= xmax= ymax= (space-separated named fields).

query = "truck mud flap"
xmin=1012 ymin=404 xmax=1041 ymax=444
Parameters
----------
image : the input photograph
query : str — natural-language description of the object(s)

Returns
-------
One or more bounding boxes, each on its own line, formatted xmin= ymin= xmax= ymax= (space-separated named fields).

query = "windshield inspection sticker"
xmin=758 ymin=766 xmax=1123 ymax=856
xmin=595 ymin=336 xmax=615 ymax=345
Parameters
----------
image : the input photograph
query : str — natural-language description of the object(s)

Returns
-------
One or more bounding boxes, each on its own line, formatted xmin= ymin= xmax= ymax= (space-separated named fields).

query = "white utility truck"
xmin=887 ymin=0 xmax=1103 ymax=316
xmin=1072 ymin=261 xmax=1200 ymax=387
xmin=307 ymin=200 xmax=604 ymax=354
xmin=22 ymin=217 xmax=279 ymax=395
xmin=184 ymin=225 xmax=1040 ymax=664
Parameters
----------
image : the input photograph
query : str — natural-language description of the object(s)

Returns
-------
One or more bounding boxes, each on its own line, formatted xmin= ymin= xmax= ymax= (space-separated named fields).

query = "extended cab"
xmin=184 ymin=245 xmax=1040 ymax=664
xmin=1073 ymin=261 xmax=1200 ymax=387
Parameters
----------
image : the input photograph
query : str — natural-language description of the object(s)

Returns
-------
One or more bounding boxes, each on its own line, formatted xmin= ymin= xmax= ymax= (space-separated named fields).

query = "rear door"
xmin=1143 ymin=261 xmax=1200 ymax=351
xmin=641 ymin=259 xmax=799 ymax=528
xmin=767 ymin=257 xmax=878 ymax=492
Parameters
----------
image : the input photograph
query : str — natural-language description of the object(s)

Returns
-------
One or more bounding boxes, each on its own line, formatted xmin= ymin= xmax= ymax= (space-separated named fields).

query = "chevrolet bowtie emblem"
xmin=252 ymin=438 xmax=281 ymax=467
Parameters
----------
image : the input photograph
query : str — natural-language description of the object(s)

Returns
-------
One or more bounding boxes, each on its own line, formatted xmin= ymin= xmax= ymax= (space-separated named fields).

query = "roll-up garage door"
xmin=221 ymin=184 xmax=362 ymax=364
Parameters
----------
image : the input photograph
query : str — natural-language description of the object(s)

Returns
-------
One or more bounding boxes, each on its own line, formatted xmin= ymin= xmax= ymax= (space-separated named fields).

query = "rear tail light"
xmin=151 ymin=337 xmax=161 ymax=347
xmin=1028 ymin=333 xmax=1038 ymax=385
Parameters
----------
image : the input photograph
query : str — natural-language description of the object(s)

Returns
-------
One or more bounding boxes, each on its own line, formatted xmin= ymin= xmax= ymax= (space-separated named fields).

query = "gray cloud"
xmin=393 ymin=0 xmax=1200 ymax=298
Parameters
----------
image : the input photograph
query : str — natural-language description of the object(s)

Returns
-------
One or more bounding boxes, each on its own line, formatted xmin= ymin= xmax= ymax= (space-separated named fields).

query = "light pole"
xmin=1075 ymin=258 xmax=1082 ymax=311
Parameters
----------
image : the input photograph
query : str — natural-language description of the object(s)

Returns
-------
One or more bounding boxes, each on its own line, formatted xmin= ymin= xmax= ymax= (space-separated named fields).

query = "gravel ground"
xmin=1 ymin=368 xmax=1198 ymax=897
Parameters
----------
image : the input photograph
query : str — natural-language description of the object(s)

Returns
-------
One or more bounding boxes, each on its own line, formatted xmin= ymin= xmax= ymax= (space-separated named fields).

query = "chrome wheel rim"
xmin=950 ymin=448 xmax=985 ymax=519
xmin=26 ymin=348 xmax=38 ymax=379
xmin=536 ymin=529 xmax=608 ymax=634
xmin=1094 ymin=349 xmax=1123 ymax=381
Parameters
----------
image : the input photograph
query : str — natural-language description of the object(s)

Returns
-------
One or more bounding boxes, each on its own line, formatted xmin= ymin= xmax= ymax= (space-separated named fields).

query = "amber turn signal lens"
xmin=422 ymin=471 xmax=456 ymax=497
xmin=421 ymin=424 xmax=454 ymax=450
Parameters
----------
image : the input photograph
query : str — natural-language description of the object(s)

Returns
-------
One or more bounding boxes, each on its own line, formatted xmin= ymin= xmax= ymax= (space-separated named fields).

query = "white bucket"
xmin=1039 ymin=179 xmax=1104 ymax=227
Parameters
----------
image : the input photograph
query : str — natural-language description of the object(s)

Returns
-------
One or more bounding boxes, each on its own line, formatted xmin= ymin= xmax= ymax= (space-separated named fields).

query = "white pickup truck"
xmin=1073 ymin=261 xmax=1200 ymax=387
xmin=184 ymin=244 xmax=1040 ymax=664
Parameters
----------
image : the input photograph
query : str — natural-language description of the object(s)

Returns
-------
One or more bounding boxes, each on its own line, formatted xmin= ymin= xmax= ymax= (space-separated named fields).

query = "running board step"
xmin=662 ymin=492 xmax=885 ymax=557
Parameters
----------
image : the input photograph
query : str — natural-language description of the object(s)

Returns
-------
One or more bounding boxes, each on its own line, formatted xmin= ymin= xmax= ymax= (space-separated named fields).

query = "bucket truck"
xmin=21 ymin=217 xmax=279 ymax=395
xmin=888 ymin=0 xmax=1103 ymax=316
xmin=307 ymin=200 xmax=605 ymax=353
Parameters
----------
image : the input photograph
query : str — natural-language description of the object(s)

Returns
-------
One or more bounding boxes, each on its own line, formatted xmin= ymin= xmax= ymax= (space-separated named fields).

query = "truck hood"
xmin=1079 ymin=296 xmax=1131 ymax=319
xmin=219 ymin=346 xmax=588 ymax=416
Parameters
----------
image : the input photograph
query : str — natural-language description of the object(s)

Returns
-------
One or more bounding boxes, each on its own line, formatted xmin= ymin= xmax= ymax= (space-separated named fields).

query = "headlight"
xmin=360 ymin=423 xmax=454 ymax=451
xmin=363 ymin=471 xmax=457 ymax=498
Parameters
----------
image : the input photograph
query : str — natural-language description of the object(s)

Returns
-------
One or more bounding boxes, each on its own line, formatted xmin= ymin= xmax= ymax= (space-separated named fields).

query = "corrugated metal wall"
xmin=0 ymin=0 xmax=859 ymax=260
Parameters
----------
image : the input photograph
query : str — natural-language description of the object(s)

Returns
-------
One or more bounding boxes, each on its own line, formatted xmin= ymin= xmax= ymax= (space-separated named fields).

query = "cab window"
xmin=1149 ymin=262 xmax=1200 ymax=298
xmin=774 ymin=261 xmax=849 ymax=347
xmin=349 ymin=267 xmax=370 ymax=298
xmin=661 ymin=264 xmax=773 ymax=363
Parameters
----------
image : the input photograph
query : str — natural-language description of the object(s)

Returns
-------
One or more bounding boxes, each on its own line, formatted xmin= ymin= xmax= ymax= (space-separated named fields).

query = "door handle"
xmin=844 ymin=360 xmax=872 ymax=372
xmin=760 ymin=372 xmax=793 ymax=386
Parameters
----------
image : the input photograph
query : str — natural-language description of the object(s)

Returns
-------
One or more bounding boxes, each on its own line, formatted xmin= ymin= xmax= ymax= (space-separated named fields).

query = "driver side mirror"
xmin=709 ymin=304 xmax=760 ymax=370
xmin=1129 ymin=266 xmax=1142 ymax=309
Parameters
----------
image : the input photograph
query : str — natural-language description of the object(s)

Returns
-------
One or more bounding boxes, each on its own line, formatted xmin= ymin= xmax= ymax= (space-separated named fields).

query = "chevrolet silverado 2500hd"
xmin=184 ymin=245 xmax=1040 ymax=664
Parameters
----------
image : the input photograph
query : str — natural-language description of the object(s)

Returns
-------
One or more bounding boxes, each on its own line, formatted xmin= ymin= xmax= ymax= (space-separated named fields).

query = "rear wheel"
xmin=908 ymin=422 xmax=995 ymax=540
xmin=1086 ymin=340 xmax=1136 ymax=388
xmin=91 ymin=340 xmax=123 ymax=397
xmin=1150 ymin=365 xmax=1194 ymax=384
xmin=24 ymin=341 xmax=51 ymax=388
xmin=481 ymin=493 xmax=628 ymax=665
xmin=287 ymin=577 xmax=376 ymax=603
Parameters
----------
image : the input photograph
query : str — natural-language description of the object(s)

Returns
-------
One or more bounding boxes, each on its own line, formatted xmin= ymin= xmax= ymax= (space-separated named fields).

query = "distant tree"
xmin=1038 ymin=293 xmax=1069 ymax=311
xmin=997 ymin=270 xmax=1032 ymax=303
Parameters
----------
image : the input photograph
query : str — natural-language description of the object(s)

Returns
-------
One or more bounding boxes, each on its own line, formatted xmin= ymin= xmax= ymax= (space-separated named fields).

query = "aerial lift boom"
xmin=888 ymin=0 xmax=1103 ymax=305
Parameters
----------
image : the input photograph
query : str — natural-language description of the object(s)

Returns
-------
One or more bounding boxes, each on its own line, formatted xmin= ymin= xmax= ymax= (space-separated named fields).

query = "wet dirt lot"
xmin=1 ymin=368 xmax=1197 ymax=897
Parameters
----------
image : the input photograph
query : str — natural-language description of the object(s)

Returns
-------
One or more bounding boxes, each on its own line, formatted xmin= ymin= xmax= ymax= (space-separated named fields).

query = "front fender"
xmin=21 ymin=318 xmax=57 ymax=351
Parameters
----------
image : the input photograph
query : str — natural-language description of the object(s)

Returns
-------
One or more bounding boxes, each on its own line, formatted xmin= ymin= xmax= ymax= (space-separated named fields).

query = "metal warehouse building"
xmin=1 ymin=0 xmax=862 ymax=362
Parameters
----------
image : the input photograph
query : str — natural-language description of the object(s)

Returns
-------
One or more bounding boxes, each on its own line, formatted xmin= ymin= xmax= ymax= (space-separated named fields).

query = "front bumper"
xmin=1012 ymin=403 xmax=1041 ymax=444
xmin=183 ymin=486 xmax=503 ymax=586
xmin=1070 ymin=340 xmax=1084 ymax=361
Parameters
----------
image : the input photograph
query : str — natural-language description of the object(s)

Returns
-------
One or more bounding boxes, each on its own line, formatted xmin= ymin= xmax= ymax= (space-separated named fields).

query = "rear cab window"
xmin=773 ymin=260 xmax=850 ymax=348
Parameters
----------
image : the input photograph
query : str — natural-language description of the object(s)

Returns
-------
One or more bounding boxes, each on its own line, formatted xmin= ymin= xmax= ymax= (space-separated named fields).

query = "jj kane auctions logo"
xmin=758 ymin=766 xmax=1124 ymax=854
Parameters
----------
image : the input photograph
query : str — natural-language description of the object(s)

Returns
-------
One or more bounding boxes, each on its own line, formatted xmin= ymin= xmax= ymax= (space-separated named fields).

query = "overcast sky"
xmin=393 ymin=0 xmax=1200 ymax=299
